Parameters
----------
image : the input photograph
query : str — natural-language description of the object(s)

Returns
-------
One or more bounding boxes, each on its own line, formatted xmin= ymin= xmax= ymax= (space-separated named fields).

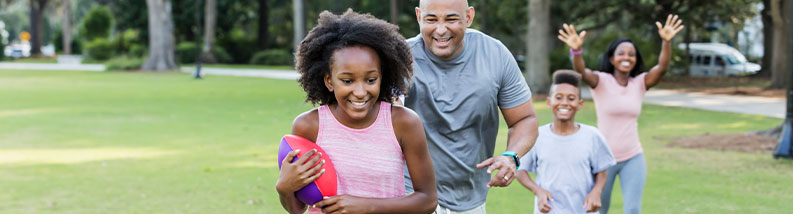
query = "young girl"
xmin=275 ymin=10 xmax=437 ymax=214
xmin=557 ymin=15 xmax=684 ymax=213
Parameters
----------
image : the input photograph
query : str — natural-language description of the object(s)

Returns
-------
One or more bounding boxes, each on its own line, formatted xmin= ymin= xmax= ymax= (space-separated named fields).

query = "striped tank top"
xmin=308 ymin=101 xmax=406 ymax=213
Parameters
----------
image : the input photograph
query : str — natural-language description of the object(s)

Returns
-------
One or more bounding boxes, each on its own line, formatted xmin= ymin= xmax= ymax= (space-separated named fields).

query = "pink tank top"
xmin=308 ymin=102 xmax=405 ymax=213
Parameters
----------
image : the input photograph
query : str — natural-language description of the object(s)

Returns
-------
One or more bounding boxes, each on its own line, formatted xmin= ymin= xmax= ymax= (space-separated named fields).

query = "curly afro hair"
xmin=295 ymin=9 xmax=413 ymax=106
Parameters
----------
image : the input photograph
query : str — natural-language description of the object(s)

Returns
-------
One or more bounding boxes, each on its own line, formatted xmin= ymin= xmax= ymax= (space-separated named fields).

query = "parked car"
xmin=678 ymin=43 xmax=761 ymax=77
xmin=3 ymin=42 xmax=31 ymax=58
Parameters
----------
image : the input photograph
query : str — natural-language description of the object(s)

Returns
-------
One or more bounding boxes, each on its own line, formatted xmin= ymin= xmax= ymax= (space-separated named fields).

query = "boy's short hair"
xmin=549 ymin=70 xmax=582 ymax=98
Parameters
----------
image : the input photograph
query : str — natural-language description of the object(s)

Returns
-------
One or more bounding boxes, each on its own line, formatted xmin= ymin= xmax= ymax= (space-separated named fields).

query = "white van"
xmin=678 ymin=43 xmax=761 ymax=77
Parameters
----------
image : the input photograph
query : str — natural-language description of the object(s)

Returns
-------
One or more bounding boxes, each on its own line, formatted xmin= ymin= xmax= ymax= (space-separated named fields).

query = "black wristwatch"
xmin=501 ymin=151 xmax=520 ymax=169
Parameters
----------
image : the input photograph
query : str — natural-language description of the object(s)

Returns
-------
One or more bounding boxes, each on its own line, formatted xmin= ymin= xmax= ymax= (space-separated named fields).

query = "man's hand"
xmin=476 ymin=155 xmax=516 ymax=187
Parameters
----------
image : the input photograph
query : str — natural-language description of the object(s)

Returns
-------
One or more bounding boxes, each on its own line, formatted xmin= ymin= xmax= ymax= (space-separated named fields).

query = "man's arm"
xmin=476 ymin=100 xmax=539 ymax=187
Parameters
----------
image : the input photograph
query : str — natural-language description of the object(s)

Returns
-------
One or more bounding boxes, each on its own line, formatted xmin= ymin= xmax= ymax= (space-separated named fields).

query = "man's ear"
xmin=415 ymin=7 xmax=422 ymax=24
xmin=465 ymin=6 xmax=475 ymax=27
xmin=324 ymin=73 xmax=333 ymax=92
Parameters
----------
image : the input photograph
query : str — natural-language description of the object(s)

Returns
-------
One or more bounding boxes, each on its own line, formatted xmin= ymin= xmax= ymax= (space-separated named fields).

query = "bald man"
xmin=402 ymin=0 xmax=539 ymax=213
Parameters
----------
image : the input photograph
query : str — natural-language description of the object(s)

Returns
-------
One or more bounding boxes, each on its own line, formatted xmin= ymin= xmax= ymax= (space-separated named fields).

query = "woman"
xmin=556 ymin=14 xmax=684 ymax=214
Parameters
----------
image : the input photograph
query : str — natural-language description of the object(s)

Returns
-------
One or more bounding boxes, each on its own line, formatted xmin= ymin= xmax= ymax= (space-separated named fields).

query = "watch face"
xmin=502 ymin=152 xmax=520 ymax=168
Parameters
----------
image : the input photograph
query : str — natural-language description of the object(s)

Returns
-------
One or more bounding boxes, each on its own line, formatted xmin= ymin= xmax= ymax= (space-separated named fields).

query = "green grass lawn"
xmin=5 ymin=57 xmax=58 ymax=63
xmin=182 ymin=64 xmax=293 ymax=71
xmin=0 ymin=69 xmax=790 ymax=213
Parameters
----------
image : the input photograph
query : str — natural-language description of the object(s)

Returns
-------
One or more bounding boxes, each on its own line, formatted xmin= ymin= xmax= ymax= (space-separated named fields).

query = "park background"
xmin=1 ymin=0 xmax=793 ymax=213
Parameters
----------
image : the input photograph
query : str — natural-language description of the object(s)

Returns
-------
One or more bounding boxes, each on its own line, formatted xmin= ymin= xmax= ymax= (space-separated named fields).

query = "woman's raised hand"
xmin=557 ymin=23 xmax=587 ymax=51
xmin=656 ymin=14 xmax=685 ymax=41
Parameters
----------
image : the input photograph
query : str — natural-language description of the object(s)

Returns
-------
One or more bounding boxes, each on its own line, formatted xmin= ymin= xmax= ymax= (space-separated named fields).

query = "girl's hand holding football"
xmin=275 ymin=149 xmax=326 ymax=194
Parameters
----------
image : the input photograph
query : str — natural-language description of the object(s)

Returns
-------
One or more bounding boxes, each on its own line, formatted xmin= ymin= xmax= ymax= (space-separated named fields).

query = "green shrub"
xmin=53 ymin=28 xmax=81 ymax=54
xmin=218 ymin=28 xmax=257 ymax=63
xmin=177 ymin=42 xmax=233 ymax=64
xmin=213 ymin=46 xmax=233 ymax=64
xmin=119 ymin=29 xmax=140 ymax=48
xmin=105 ymin=55 xmax=144 ymax=71
xmin=0 ymin=41 xmax=5 ymax=61
xmin=115 ymin=29 xmax=141 ymax=55
xmin=72 ymin=39 xmax=83 ymax=54
xmin=176 ymin=42 xmax=198 ymax=64
xmin=84 ymin=38 xmax=115 ymax=61
xmin=80 ymin=6 xmax=114 ymax=42
xmin=249 ymin=49 xmax=293 ymax=66
xmin=129 ymin=44 xmax=147 ymax=57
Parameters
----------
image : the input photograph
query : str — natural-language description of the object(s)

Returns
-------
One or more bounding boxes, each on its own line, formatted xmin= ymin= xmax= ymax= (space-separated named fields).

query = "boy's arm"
xmin=584 ymin=170 xmax=608 ymax=212
xmin=517 ymin=170 xmax=553 ymax=213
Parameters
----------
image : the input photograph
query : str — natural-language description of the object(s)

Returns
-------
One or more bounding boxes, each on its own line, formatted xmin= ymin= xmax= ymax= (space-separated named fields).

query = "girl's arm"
xmin=558 ymin=23 xmax=599 ymax=88
xmin=276 ymin=110 xmax=324 ymax=214
xmin=645 ymin=14 xmax=685 ymax=90
xmin=314 ymin=106 xmax=438 ymax=214
xmin=584 ymin=170 xmax=608 ymax=212
xmin=516 ymin=170 xmax=553 ymax=213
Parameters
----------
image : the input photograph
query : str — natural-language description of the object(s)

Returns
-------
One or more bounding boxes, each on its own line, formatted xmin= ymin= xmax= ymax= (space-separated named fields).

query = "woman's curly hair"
xmin=295 ymin=9 xmax=413 ymax=106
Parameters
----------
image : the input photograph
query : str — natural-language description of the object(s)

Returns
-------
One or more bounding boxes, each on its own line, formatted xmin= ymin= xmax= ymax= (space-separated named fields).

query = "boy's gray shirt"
xmin=519 ymin=123 xmax=616 ymax=214
xmin=404 ymin=29 xmax=532 ymax=211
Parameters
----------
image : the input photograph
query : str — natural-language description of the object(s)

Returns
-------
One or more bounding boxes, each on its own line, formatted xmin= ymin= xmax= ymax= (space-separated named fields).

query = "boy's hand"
xmin=583 ymin=190 xmax=602 ymax=212
xmin=275 ymin=149 xmax=326 ymax=194
xmin=315 ymin=195 xmax=370 ymax=214
xmin=534 ymin=187 xmax=554 ymax=213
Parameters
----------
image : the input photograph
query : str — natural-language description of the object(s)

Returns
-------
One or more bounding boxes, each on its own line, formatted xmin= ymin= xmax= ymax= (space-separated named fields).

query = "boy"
xmin=516 ymin=70 xmax=616 ymax=213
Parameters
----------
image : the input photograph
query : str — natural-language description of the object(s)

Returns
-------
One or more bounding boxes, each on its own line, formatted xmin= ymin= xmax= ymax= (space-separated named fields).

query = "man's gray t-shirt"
xmin=519 ymin=123 xmax=616 ymax=214
xmin=404 ymin=29 xmax=532 ymax=211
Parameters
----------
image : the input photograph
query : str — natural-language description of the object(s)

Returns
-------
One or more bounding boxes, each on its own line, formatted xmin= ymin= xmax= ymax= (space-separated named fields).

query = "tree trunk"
xmin=143 ymin=0 xmax=178 ymax=71
xmin=257 ymin=0 xmax=269 ymax=50
xmin=769 ymin=0 xmax=790 ymax=89
xmin=200 ymin=0 xmax=217 ymax=63
xmin=30 ymin=0 xmax=48 ymax=56
xmin=61 ymin=0 xmax=71 ymax=54
xmin=390 ymin=0 xmax=398 ymax=24
xmin=526 ymin=0 xmax=550 ymax=95
xmin=760 ymin=0 xmax=773 ymax=77
xmin=293 ymin=0 xmax=305 ymax=52
xmin=753 ymin=0 xmax=793 ymax=139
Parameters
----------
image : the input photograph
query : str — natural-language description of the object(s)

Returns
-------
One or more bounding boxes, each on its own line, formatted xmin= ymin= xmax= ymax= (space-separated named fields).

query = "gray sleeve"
xmin=590 ymin=130 xmax=616 ymax=173
xmin=518 ymin=146 xmax=538 ymax=173
xmin=497 ymin=45 xmax=532 ymax=109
